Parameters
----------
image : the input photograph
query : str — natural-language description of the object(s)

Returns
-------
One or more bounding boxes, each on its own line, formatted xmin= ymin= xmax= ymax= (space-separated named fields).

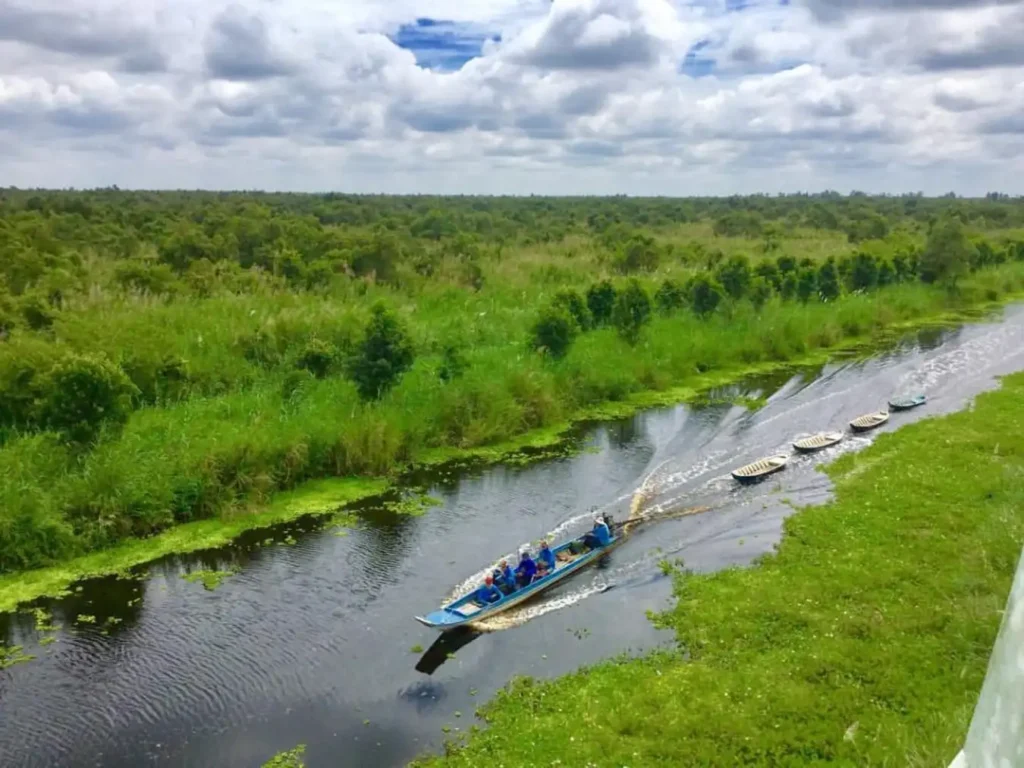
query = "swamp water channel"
xmin=4 ymin=305 xmax=1024 ymax=768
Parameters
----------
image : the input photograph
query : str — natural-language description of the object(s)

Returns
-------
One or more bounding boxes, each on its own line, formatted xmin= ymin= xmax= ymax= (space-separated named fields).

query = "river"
xmin=3 ymin=304 xmax=1024 ymax=767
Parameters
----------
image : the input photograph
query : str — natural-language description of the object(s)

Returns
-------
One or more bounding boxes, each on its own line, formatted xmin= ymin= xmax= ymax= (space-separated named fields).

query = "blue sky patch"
xmin=390 ymin=18 xmax=499 ymax=71
xmin=682 ymin=38 xmax=716 ymax=77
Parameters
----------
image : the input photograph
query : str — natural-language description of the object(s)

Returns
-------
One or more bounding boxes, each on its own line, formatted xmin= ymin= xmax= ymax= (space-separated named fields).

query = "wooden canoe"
xmin=850 ymin=411 xmax=889 ymax=432
xmin=793 ymin=432 xmax=844 ymax=453
xmin=888 ymin=394 xmax=926 ymax=411
xmin=414 ymin=532 xmax=622 ymax=632
xmin=731 ymin=454 xmax=788 ymax=483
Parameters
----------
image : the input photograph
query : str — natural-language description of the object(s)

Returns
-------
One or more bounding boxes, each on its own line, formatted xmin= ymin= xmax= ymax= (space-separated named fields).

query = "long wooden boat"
xmin=415 ymin=533 xmax=622 ymax=631
xmin=888 ymin=394 xmax=926 ymax=411
xmin=850 ymin=411 xmax=889 ymax=432
xmin=731 ymin=454 xmax=788 ymax=483
xmin=793 ymin=432 xmax=844 ymax=453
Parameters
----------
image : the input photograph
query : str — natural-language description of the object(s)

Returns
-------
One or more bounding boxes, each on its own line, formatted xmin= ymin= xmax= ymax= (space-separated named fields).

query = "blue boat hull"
xmin=415 ymin=535 xmax=621 ymax=631
xmin=888 ymin=395 xmax=926 ymax=411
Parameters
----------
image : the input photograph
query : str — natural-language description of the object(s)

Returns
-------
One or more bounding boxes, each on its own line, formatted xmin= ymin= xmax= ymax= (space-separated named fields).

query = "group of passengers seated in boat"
xmin=473 ymin=516 xmax=613 ymax=605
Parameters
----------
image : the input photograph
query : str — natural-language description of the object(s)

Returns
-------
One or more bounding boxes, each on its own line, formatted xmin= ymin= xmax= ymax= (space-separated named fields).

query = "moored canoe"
xmin=850 ymin=411 xmax=889 ymax=431
xmin=793 ymin=432 xmax=844 ymax=452
xmin=731 ymin=454 xmax=788 ymax=483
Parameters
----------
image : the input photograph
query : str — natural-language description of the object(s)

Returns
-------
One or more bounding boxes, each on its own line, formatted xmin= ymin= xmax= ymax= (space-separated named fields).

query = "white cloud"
xmin=0 ymin=0 xmax=1021 ymax=193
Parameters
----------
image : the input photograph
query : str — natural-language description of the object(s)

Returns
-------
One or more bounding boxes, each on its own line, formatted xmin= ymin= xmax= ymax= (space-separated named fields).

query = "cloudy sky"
xmin=0 ymin=0 xmax=1022 ymax=194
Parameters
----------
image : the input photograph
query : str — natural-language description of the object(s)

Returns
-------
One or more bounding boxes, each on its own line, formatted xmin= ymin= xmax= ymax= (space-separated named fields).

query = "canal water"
xmin=3 ymin=305 xmax=1024 ymax=768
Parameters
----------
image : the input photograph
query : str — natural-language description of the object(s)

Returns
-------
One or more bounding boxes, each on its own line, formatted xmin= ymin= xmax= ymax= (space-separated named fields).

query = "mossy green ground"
xmin=418 ymin=371 xmax=1024 ymax=767
xmin=0 ymin=477 xmax=384 ymax=613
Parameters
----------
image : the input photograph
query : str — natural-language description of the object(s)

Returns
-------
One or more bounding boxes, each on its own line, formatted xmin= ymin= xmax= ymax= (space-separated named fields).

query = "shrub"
xmin=281 ymin=369 xmax=315 ymax=402
xmin=348 ymin=303 xmax=415 ymax=399
xmin=439 ymin=344 xmax=467 ymax=382
xmin=780 ymin=271 xmax=797 ymax=301
xmin=754 ymin=260 xmax=782 ymax=292
xmin=689 ymin=275 xmax=725 ymax=318
xmin=750 ymin=277 xmax=773 ymax=311
xmin=586 ymin=280 xmax=617 ymax=326
xmin=796 ymin=268 xmax=817 ymax=303
xmin=848 ymin=252 xmax=879 ymax=292
xmin=715 ymin=255 xmax=752 ymax=300
xmin=38 ymin=354 xmax=139 ymax=444
xmin=553 ymin=289 xmax=593 ymax=330
xmin=655 ymin=279 xmax=686 ymax=314
xmin=531 ymin=304 xmax=579 ymax=359
xmin=615 ymin=235 xmax=660 ymax=273
xmin=612 ymin=279 xmax=652 ymax=345
xmin=817 ymin=259 xmax=841 ymax=301
xmin=920 ymin=217 xmax=975 ymax=289
xmin=296 ymin=338 xmax=337 ymax=379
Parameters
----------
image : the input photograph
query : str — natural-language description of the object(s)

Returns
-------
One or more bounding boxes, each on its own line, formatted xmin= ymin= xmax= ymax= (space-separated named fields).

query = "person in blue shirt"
xmin=492 ymin=559 xmax=516 ymax=594
xmin=537 ymin=540 xmax=557 ymax=573
xmin=474 ymin=576 xmax=502 ymax=604
xmin=515 ymin=550 xmax=537 ymax=587
xmin=583 ymin=516 xmax=612 ymax=550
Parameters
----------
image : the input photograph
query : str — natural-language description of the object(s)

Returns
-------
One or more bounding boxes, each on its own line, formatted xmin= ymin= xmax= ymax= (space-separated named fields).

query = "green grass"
xmin=417 ymin=370 xmax=1024 ymax=767
xmin=0 ymin=476 xmax=385 ymax=613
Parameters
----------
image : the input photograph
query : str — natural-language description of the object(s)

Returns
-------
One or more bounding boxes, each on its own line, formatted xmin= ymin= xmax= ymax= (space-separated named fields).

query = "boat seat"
xmin=458 ymin=602 xmax=483 ymax=616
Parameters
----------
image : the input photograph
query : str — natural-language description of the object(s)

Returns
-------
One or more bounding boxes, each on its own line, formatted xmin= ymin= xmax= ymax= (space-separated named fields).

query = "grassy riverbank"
xmin=3 ymin=191 xmax=1024 ymax=607
xmin=2 ymin=273 xmax=1024 ymax=612
xmin=418 ymin=371 xmax=1024 ymax=767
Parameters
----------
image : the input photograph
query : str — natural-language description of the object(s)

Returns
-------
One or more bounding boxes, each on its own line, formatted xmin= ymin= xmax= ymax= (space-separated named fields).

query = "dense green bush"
xmin=531 ymin=304 xmax=579 ymax=359
xmin=586 ymin=280 xmax=617 ymax=326
xmin=615 ymin=234 xmax=660 ymax=274
xmin=38 ymin=354 xmax=139 ymax=444
xmin=655 ymin=279 xmax=687 ymax=314
xmin=348 ymin=304 xmax=415 ymax=399
xmin=553 ymin=289 xmax=593 ymax=331
xmin=689 ymin=275 xmax=725 ymax=318
xmin=716 ymin=254 xmax=752 ymax=300
xmin=612 ymin=280 xmax=652 ymax=344
xmin=296 ymin=339 xmax=337 ymax=379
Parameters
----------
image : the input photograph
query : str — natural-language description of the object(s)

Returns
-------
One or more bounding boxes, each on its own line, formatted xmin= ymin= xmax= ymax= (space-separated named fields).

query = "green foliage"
xmin=920 ymin=216 xmax=976 ymax=288
xmin=262 ymin=744 xmax=306 ymax=768
xmin=38 ymin=355 xmax=139 ymax=444
xmin=531 ymin=304 xmax=579 ymax=359
xmin=586 ymin=280 xmax=617 ymax=326
xmin=848 ymin=251 xmax=879 ymax=292
xmin=115 ymin=260 xmax=179 ymax=295
xmin=715 ymin=254 xmax=752 ymax=300
xmin=296 ymin=338 xmax=337 ymax=379
xmin=348 ymin=303 xmax=414 ymax=399
xmin=654 ymin=279 xmax=686 ymax=314
xmin=817 ymin=259 xmax=841 ymax=301
xmin=796 ymin=268 xmax=818 ymax=303
xmin=779 ymin=271 xmax=797 ymax=301
xmin=438 ymin=345 xmax=467 ymax=383
xmin=611 ymin=279 xmax=652 ymax=345
xmin=552 ymin=289 xmax=593 ymax=331
xmin=688 ymin=275 xmax=724 ymax=318
xmin=713 ymin=210 xmax=763 ymax=238
xmin=749 ymin=277 xmax=773 ymax=311
xmin=615 ymin=234 xmax=660 ymax=274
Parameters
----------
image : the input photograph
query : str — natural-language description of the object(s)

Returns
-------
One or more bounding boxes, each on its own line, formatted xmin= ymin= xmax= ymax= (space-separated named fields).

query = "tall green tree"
xmin=715 ymin=255 xmax=752 ymax=300
xmin=612 ymin=280 xmax=652 ymax=344
xmin=586 ymin=280 xmax=617 ymax=326
xmin=531 ymin=304 xmax=579 ymax=359
xmin=920 ymin=217 xmax=976 ymax=289
xmin=348 ymin=303 xmax=415 ymax=400
xmin=689 ymin=275 xmax=725 ymax=318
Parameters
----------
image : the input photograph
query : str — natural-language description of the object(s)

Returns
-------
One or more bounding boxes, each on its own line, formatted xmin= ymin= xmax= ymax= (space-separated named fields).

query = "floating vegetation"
xmin=30 ymin=607 xmax=57 ymax=633
xmin=181 ymin=568 xmax=239 ymax=591
xmin=381 ymin=492 xmax=444 ymax=517
xmin=410 ymin=644 xmax=424 ymax=653
xmin=76 ymin=614 xmax=96 ymax=624
xmin=568 ymin=627 xmax=592 ymax=640
xmin=261 ymin=744 xmax=306 ymax=768
xmin=39 ymin=636 xmax=56 ymax=647
xmin=0 ymin=645 xmax=34 ymax=670
xmin=282 ymin=535 xmax=297 ymax=546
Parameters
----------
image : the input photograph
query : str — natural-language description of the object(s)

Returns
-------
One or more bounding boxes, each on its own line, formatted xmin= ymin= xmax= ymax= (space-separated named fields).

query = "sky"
xmin=0 ymin=0 xmax=1022 ymax=195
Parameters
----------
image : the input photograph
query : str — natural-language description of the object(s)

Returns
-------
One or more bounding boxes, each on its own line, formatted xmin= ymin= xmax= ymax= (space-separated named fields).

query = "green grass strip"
xmin=0 ymin=477 xmax=385 ymax=613
xmin=418 ymin=372 xmax=1024 ymax=767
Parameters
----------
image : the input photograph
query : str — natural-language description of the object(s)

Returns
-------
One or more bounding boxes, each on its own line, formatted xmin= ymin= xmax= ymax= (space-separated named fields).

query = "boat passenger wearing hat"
xmin=475 ymin=575 xmax=503 ymax=604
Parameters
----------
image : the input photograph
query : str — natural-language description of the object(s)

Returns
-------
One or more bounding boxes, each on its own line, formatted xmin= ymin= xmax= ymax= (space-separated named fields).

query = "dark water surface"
xmin=3 ymin=305 xmax=1024 ymax=768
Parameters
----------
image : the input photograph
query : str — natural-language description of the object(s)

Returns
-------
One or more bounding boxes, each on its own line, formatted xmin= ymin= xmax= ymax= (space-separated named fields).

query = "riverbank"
xmin=416 ymin=369 xmax=1024 ymax=767
xmin=2 ymin=283 xmax=1023 ymax=614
